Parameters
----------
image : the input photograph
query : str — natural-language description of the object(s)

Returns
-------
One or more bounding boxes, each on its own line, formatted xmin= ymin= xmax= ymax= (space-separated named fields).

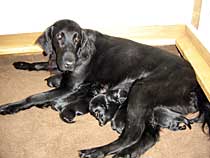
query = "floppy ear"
xmin=35 ymin=26 xmax=54 ymax=56
xmin=112 ymin=89 xmax=127 ymax=104
xmin=77 ymin=30 xmax=95 ymax=60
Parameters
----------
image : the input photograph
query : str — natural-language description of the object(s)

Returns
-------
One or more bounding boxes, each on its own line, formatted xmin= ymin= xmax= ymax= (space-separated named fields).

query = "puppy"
xmin=58 ymin=82 xmax=108 ymax=123
xmin=89 ymin=89 xmax=193 ymax=134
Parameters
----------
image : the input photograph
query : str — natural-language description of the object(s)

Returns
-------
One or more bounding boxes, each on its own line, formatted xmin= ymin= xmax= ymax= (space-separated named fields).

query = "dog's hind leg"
xmin=152 ymin=107 xmax=192 ymax=131
xmin=13 ymin=61 xmax=50 ymax=71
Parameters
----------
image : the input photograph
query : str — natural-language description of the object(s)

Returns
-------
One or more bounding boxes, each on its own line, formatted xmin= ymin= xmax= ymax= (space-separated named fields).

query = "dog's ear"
xmin=35 ymin=26 xmax=54 ymax=56
xmin=118 ymin=90 xmax=127 ymax=104
xmin=111 ymin=90 xmax=127 ymax=104
xmin=77 ymin=30 xmax=95 ymax=61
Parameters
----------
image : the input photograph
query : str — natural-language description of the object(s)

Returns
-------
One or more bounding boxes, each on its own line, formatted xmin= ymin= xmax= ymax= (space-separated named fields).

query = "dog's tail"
xmin=201 ymin=103 xmax=210 ymax=136
xmin=196 ymin=86 xmax=210 ymax=136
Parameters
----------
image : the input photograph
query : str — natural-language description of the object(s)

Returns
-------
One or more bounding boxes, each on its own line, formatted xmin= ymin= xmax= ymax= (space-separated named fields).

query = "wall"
xmin=197 ymin=0 xmax=210 ymax=52
xmin=0 ymin=0 xmax=194 ymax=35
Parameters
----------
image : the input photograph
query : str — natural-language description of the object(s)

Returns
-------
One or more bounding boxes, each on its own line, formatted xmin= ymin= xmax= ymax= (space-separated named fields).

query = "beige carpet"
xmin=0 ymin=46 xmax=210 ymax=158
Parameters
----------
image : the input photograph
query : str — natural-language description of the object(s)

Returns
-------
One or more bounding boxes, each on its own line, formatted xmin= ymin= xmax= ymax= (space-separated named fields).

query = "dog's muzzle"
xmin=64 ymin=61 xmax=75 ymax=71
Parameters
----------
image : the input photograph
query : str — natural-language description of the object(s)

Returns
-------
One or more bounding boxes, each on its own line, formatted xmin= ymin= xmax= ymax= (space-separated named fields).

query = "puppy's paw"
xmin=59 ymin=109 xmax=76 ymax=123
xmin=13 ymin=62 xmax=31 ymax=70
xmin=79 ymin=149 xmax=105 ymax=158
xmin=111 ymin=120 xmax=124 ymax=134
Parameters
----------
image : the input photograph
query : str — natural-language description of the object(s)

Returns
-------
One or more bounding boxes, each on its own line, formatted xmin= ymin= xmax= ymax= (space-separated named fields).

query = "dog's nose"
xmin=64 ymin=61 xmax=74 ymax=69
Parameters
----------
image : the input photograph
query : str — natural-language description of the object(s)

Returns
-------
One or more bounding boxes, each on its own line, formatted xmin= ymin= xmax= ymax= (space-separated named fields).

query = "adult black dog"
xmin=13 ymin=60 xmax=193 ymax=132
xmin=12 ymin=61 xmax=192 ymax=133
xmin=0 ymin=19 xmax=210 ymax=158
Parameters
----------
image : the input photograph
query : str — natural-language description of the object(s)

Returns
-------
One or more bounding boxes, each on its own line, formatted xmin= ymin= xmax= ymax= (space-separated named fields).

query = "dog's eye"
xmin=100 ymin=104 xmax=107 ymax=110
xmin=56 ymin=32 xmax=64 ymax=40
xmin=81 ymin=52 xmax=89 ymax=60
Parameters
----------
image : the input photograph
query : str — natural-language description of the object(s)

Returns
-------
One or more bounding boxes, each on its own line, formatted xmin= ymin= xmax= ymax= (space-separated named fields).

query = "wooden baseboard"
xmin=0 ymin=32 xmax=43 ymax=55
xmin=0 ymin=24 xmax=210 ymax=101
xmin=0 ymin=25 xmax=185 ymax=55
xmin=176 ymin=25 xmax=210 ymax=101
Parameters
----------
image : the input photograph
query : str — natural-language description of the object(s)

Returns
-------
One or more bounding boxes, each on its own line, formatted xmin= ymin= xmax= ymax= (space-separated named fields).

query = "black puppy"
xmin=89 ymin=90 xmax=127 ymax=132
xmin=0 ymin=20 xmax=210 ymax=158
xmin=57 ymin=83 xmax=107 ymax=123
xmin=89 ymin=87 xmax=192 ymax=134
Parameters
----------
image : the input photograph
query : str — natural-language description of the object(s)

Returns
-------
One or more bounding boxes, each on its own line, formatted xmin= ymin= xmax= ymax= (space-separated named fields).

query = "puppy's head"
xmin=36 ymin=19 xmax=95 ymax=72
xmin=89 ymin=94 xmax=120 ymax=126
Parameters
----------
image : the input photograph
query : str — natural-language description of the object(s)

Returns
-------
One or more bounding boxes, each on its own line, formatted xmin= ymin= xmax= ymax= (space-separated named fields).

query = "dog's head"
xmin=89 ymin=94 xmax=118 ymax=126
xmin=89 ymin=90 xmax=127 ymax=126
xmin=36 ymin=19 xmax=95 ymax=72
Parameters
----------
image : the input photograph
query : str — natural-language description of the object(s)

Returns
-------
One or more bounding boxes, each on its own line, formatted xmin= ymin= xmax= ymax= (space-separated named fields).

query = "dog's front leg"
xmin=80 ymin=111 xmax=147 ymax=158
xmin=0 ymin=88 xmax=74 ymax=115
xmin=112 ymin=125 xmax=160 ymax=158
xmin=80 ymin=82 xmax=151 ymax=158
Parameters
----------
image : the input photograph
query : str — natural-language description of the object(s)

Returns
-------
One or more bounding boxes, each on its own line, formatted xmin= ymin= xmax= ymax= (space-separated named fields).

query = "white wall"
xmin=197 ymin=0 xmax=210 ymax=52
xmin=0 ymin=0 xmax=194 ymax=35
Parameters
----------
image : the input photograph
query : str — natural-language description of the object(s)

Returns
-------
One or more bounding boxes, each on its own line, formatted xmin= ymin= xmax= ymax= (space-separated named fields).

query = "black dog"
xmin=0 ymin=21 xmax=98 ymax=122
xmin=0 ymin=20 xmax=210 ymax=158
xmin=14 ymin=60 xmax=193 ymax=133
xmin=13 ymin=60 xmax=193 ymax=132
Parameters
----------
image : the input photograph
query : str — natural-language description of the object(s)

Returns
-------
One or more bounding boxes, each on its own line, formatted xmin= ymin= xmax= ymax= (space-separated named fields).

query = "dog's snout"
xmin=64 ymin=61 xmax=74 ymax=69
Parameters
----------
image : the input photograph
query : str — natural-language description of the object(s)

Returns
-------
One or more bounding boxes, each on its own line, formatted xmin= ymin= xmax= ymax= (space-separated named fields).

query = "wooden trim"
xmin=191 ymin=0 xmax=202 ymax=28
xmin=176 ymin=38 xmax=210 ymax=100
xmin=0 ymin=24 xmax=209 ymax=101
xmin=0 ymin=25 xmax=185 ymax=55
xmin=185 ymin=25 xmax=210 ymax=67
xmin=0 ymin=32 xmax=42 ymax=55
xmin=176 ymin=25 xmax=210 ymax=101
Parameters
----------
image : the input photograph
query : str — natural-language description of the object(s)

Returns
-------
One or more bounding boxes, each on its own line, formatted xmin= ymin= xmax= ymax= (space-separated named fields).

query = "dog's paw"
xmin=79 ymin=149 xmax=105 ymax=158
xmin=170 ymin=116 xmax=192 ymax=131
xmin=59 ymin=110 xmax=76 ymax=123
xmin=182 ymin=117 xmax=192 ymax=130
xmin=45 ymin=76 xmax=61 ymax=88
xmin=0 ymin=104 xmax=19 ymax=115
xmin=111 ymin=119 xmax=125 ymax=134
xmin=112 ymin=153 xmax=133 ymax=158
xmin=113 ymin=153 xmax=137 ymax=158
xmin=13 ymin=62 xmax=31 ymax=70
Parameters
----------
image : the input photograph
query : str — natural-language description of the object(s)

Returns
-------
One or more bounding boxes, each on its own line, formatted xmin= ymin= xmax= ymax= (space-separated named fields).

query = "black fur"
xmin=89 ymin=87 xmax=193 ymax=133
xmin=0 ymin=19 xmax=209 ymax=158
